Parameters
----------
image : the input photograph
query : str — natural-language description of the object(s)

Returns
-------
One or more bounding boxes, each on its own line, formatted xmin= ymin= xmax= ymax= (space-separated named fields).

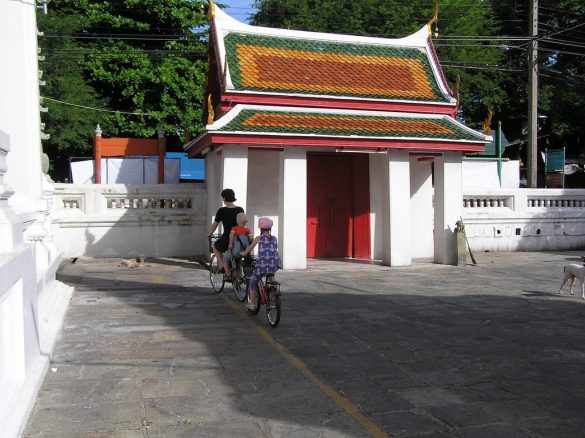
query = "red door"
xmin=307 ymin=154 xmax=371 ymax=258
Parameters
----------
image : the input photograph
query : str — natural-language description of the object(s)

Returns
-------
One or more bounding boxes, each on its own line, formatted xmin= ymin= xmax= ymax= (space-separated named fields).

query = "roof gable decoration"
xmin=209 ymin=5 xmax=456 ymax=105
xmin=204 ymin=104 xmax=492 ymax=145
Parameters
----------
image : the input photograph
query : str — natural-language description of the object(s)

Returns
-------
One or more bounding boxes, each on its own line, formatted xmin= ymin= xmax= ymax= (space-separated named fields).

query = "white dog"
xmin=559 ymin=264 xmax=585 ymax=299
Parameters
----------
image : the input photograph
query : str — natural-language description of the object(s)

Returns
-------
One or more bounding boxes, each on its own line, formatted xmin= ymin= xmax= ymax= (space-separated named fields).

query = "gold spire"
xmin=482 ymin=108 xmax=493 ymax=135
xmin=453 ymin=74 xmax=461 ymax=112
xmin=207 ymin=94 xmax=215 ymax=124
xmin=428 ymin=0 xmax=439 ymax=38
xmin=207 ymin=0 xmax=215 ymax=21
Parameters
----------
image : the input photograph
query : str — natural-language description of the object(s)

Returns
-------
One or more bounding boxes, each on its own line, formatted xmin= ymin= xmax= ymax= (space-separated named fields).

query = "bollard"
xmin=455 ymin=220 xmax=467 ymax=266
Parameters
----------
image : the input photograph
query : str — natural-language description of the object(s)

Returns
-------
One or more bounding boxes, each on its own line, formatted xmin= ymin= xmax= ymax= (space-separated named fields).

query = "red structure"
xmin=93 ymin=125 xmax=166 ymax=184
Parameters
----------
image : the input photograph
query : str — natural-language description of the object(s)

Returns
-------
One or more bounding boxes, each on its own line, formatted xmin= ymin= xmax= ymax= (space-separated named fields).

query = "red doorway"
xmin=307 ymin=154 xmax=371 ymax=258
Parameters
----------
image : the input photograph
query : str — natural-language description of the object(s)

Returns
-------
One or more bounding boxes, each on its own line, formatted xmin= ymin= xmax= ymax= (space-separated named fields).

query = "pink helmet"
xmin=258 ymin=217 xmax=273 ymax=229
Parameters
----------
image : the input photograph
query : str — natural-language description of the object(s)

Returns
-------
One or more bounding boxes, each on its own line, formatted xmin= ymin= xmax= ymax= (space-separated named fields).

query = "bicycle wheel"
xmin=209 ymin=254 xmax=225 ymax=293
xmin=265 ymin=285 xmax=281 ymax=327
xmin=232 ymin=275 xmax=247 ymax=302
xmin=247 ymin=282 xmax=261 ymax=315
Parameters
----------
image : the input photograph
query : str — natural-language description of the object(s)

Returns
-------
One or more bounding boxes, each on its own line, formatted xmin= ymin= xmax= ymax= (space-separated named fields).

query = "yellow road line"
xmin=225 ymin=298 xmax=388 ymax=438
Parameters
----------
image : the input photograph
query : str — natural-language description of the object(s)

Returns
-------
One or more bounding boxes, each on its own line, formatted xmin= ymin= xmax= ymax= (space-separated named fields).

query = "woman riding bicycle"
xmin=207 ymin=188 xmax=243 ymax=280
xmin=240 ymin=217 xmax=280 ymax=312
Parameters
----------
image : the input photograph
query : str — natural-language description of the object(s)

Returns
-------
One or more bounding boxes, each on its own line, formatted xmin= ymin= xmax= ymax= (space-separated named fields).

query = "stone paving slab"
xmin=23 ymin=251 xmax=585 ymax=437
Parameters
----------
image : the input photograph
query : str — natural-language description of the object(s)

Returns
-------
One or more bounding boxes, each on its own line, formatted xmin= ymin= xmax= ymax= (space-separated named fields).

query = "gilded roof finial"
xmin=428 ymin=0 xmax=439 ymax=38
xmin=207 ymin=0 xmax=215 ymax=21
xmin=482 ymin=108 xmax=493 ymax=135
xmin=453 ymin=74 xmax=461 ymax=111
xmin=207 ymin=94 xmax=215 ymax=124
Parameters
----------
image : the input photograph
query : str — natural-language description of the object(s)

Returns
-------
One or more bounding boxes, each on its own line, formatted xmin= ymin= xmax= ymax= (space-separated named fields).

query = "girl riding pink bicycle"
xmin=240 ymin=217 xmax=280 ymax=312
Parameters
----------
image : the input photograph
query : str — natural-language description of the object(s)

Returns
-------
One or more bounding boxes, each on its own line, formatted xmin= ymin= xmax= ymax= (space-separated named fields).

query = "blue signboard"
xmin=545 ymin=149 xmax=564 ymax=173
xmin=166 ymin=152 xmax=204 ymax=181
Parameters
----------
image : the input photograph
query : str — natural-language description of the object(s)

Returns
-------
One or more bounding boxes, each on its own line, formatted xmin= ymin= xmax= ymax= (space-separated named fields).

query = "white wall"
xmin=206 ymin=149 xmax=222 ymax=228
xmin=369 ymin=154 xmax=385 ymax=261
xmin=434 ymin=152 xmax=463 ymax=265
xmin=463 ymin=160 xmax=520 ymax=189
xmin=279 ymin=147 xmax=307 ymax=269
xmin=247 ymin=148 xmax=281 ymax=247
xmin=71 ymin=158 xmax=180 ymax=184
xmin=53 ymin=183 xmax=207 ymax=258
xmin=463 ymin=188 xmax=585 ymax=252
xmin=410 ymin=158 xmax=434 ymax=260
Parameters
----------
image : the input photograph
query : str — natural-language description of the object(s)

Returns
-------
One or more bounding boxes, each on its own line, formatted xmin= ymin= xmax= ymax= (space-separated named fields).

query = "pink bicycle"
xmin=247 ymin=268 xmax=281 ymax=328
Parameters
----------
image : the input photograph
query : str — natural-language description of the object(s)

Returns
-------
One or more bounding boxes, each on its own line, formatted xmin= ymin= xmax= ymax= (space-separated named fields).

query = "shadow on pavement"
xmin=23 ymin=254 xmax=585 ymax=437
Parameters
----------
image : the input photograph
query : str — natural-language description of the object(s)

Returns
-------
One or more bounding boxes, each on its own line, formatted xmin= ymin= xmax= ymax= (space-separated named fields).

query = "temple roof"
xmin=185 ymin=105 xmax=490 ymax=155
xmin=210 ymin=6 xmax=455 ymax=105
xmin=186 ymin=5 xmax=491 ymax=156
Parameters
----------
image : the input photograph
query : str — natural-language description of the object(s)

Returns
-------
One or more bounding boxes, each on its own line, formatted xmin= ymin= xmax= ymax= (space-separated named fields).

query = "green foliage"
xmin=38 ymin=0 xmax=208 ymax=179
xmin=491 ymin=0 xmax=585 ymax=156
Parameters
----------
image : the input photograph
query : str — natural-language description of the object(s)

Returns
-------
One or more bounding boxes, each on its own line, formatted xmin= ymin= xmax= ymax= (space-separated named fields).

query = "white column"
xmin=410 ymin=157 xmax=434 ymax=259
xmin=205 ymin=150 xmax=219 ymax=227
xmin=279 ymin=147 xmax=306 ymax=269
xmin=434 ymin=151 xmax=463 ymax=265
xmin=382 ymin=149 xmax=411 ymax=266
xmin=221 ymin=146 xmax=248 ymax=213
xmin=0 ymin=131 xmax=20 ymax=254
xmin=369 ymin=155 xmax=384 ymax=260
xmin=0 ymin=0 xmax=43 ymax=213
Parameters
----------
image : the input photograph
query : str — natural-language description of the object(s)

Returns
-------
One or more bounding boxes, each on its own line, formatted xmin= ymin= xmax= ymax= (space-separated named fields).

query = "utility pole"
xmin=527 ymin=0 xmax=538 ymax=187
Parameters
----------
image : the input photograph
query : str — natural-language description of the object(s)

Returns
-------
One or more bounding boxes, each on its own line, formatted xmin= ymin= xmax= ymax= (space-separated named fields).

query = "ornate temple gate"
xmin=185 ymin=4 xmax=491 ymax=268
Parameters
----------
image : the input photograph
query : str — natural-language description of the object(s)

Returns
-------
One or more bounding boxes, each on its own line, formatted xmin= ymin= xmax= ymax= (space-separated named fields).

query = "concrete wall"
xmin=247 ymin=149 xmax=281 ymax=238
xmin=53 ymin=183 xmax=207 ymax=258
xmin=463 ymin=188 xmax=585 ymax=251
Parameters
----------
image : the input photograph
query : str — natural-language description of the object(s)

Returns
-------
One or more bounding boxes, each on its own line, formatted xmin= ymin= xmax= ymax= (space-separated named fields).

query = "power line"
xmin=42 ymin=96 xmax=154 ymax=116
xmin=540 ymin=66 xmax=585 ymax=80
xmin=441 ymin=62 xmax=523 ymax=72
xmin=538 ymin=46 xmax=585 ymax=57
xmin=541 ymin=37 xmax=585 ymax=49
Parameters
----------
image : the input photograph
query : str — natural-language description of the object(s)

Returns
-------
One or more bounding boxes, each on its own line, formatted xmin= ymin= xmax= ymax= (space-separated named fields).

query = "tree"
xmin=492 ymin=0 xmax=585 ymax=159
xmin=37 ymin=0 xmax=208 ymax=180
xmin=250 ymin=0 xmax=506 ymax=131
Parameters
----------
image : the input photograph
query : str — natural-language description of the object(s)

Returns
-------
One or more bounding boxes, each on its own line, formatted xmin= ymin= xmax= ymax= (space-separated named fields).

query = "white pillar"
xmin=221 ymin=146 xmax=248 ymax=214
xmin=0 ymin=131 xmax=20 ymax=254
xmin=382 ymin=150 xmax=411 ymax=266
xmin=369 ymin=155 xmax=384 ymax=260
xmin=279 ymin=147 xmax=306 ymax=269
xmin=434 ymin=151 xmax=463 ymax=265
xmin=1 ymin=0 xmax=43 ymax=213
xmin=410 ymin=157 xmax=434 ymax=259
xmin=205 ymin=150 xmax=220 ymax=227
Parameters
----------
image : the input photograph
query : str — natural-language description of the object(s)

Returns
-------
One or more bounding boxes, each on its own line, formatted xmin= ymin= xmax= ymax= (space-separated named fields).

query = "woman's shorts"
xmin=214 ymin=235 xmax=229 ymax=252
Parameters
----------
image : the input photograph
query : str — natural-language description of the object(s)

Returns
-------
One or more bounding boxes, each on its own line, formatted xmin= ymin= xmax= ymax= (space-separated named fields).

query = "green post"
xmin=497 ymin=121 xmax=502 ymax=188
xmin=562 ymin=147 xmax=565 ymax=188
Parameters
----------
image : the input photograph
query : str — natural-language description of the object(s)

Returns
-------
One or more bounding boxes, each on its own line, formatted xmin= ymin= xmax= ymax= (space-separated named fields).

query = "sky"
xmin=221 ymin=0 xmax=257 ymax=23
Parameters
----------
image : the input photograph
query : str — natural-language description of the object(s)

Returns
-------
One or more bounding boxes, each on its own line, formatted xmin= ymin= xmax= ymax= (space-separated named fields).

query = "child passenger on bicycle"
xmin=228 ymin=213 xmax=253 ymax=257
xmin=227 ymin=213 xmax=253 ymax=278
xmin=240 ymin=217 xmax=280 ymax=311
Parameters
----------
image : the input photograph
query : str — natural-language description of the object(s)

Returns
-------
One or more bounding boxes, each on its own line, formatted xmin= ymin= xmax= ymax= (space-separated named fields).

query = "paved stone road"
xmin=23 ymin=251 xmax=585 ymax=437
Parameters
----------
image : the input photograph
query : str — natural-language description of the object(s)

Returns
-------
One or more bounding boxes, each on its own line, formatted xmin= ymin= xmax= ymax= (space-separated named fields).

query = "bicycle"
xmin=247 ymin=265 xmax=281 ymax=328
xmin=207 ymin=235 xmax=247 ymax=302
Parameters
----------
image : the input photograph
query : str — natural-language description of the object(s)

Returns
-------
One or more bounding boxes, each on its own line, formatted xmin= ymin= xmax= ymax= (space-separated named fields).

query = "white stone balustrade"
xmin=53 ymin=183 xmax=207 ymax=258
xmin=463 ymin=188 xmax=585 ymax=252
